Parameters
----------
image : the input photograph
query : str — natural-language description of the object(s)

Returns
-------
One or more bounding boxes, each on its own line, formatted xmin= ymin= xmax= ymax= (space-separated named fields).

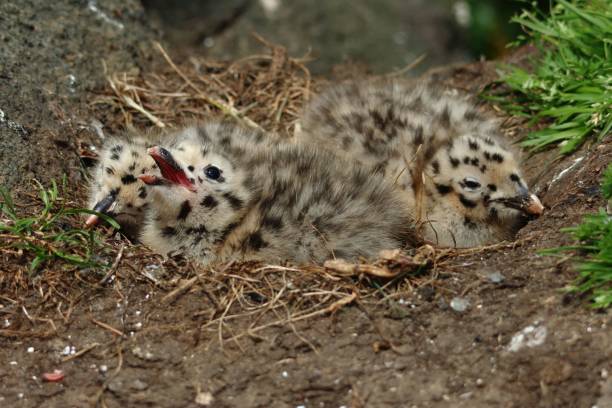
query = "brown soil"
xmin=1 ymin=34 xmax=611 ymax=408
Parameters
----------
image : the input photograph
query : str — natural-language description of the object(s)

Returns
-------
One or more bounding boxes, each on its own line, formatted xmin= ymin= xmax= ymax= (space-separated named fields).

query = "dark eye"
xmin=205 ymin=166 xmax=221 ymax=180
xmin=463 ymin=177 xmax=481 ymax=190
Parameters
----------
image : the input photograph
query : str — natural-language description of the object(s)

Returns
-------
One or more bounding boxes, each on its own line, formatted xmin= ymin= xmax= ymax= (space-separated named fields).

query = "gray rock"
xmin=145 ymin=0 xmax=471 ymax=75
xmin=487 ymin=271 xmax=505 ymax=283
xmin=450 ymin=297 xmax=470 ymax=312
xmin=0 ymin=0 xmax=158 ymax=190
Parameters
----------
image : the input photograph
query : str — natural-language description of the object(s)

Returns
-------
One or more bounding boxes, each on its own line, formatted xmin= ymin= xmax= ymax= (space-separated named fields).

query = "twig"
xmin=380 ymin=53 xmax=427 ymax=78
xmin=92 ymin=318 xmax=125 ymax=337
xmin=106 ymin=76 xmax=166 ymax=128
xmin=153 ymin=42 xmax=262 ymax=130
xmin=98 ymin=244 xmax=125 ymax=285
xmin=162 ymin=276 xmax=198 ymax=305
xmin=121 ymin=94 xmax=167 ymax=128
xmin=22 ymin=306 xmax=57 ymax=332
xmin=225 ymin=291 xmax=357 ymax=343
xmin=93 ymin=344 xmax=124 ymax=406
xmin=324 ymin=259 xmax=396 ymax=278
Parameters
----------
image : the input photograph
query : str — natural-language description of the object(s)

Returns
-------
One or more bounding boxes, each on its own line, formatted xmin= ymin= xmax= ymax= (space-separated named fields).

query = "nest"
xmin=1 ymin=38 xmax=530 ymax=342
xmin=93 ymin=36 xmax=311 ymax=135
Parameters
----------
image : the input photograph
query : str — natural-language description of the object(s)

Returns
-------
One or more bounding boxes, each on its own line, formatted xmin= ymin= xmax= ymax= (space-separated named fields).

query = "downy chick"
xmin=139 ymin=121 xmax=418 ymax=265
xmin=87 ymin=133 xmax=159 ymax=239
xmin=86 ymin=124 xmax=282 ymax=239
xmin=296 ymin=80 xmax=544 ymax=247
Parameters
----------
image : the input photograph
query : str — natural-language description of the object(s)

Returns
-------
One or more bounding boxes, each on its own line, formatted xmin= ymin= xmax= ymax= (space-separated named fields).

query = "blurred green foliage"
xmin=461 ymin=0 xmax=550 ymax=58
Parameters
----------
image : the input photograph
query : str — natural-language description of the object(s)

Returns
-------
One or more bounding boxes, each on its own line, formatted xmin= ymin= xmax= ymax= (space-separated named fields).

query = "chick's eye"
xmin=463 ymin=177 xmax=481 ymax=190
xmin=205 ymin=166 xmax=221 ymax=180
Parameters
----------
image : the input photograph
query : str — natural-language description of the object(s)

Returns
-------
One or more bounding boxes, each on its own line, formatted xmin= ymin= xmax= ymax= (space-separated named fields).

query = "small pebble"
xmin=195 ymin=391 xmax=214 ymax=406
xmin=27 ymin=347 xmax=34 ymax=353
xmin=450 ymin=297 xmax=470 ymax=312
xmin=487 ymin=271 xmax=505 ymax=283
xmin=131 ymin=379 xmax=148 ymax=391
xmin=437 ymin=297 xmax=448 ymax=310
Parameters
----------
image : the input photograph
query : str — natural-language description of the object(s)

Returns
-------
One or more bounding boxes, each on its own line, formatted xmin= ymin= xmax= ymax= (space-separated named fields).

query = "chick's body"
xmin=141 ymin=122 xmax=418 ymax=265
xmin=297 ymin=80 xmax=543 ymax=247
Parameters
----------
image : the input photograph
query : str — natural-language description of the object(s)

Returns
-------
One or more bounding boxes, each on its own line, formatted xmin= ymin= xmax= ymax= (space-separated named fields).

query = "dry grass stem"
xmin=94 ymin=37 xmax=311 ymax=135
xmin=92 ymin=318 xmax=125 ymax=337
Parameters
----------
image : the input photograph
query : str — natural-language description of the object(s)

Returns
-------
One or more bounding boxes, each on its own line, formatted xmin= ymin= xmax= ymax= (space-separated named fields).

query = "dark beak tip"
xmin=92 ymin=194 xmax=116 ymax=213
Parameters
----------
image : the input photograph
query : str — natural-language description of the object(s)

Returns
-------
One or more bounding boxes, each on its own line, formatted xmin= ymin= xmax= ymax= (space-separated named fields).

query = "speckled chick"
xmin=139 ymin=121 xmax=418 ymax=265
xmin=87 ymin=133 xmax=160 ymax=239
xmin=296 ymin=80 xmax=544 ymax=247
xmin=86 ymin=123 xmax=281 ymax=239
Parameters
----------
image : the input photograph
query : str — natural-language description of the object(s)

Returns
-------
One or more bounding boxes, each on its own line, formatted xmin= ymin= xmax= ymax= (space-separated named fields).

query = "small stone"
xmin=131 ymin=379 xmax=148 ymax=391
xmin=195 ymin=391 xmax=214 ymax=406
xmin=417 ymin=286 xmax=436 ymax=301
xmin=508 ymin=324 xmax=548 ymax=352
xmin=460 ymin=391 xmax=473 ymax=399
xmin=107 ymin=378 xmax=123 ymax=393
xmin=450 ymin=297 xmax=470 ymax=312
xmin=487 ymin=271 xmax=504 ymax=283
xmin=131 ymin=345 xmax=158 ymax=361
xmin=27 ymin=347 xmax=34 ymax=353
xmin=437 ymin=297 xmax=448 ymax=310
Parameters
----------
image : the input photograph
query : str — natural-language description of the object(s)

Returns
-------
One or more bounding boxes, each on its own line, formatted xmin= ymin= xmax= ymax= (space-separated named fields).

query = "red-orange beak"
xmin=146 ymin=146 xmax=196 ymax=192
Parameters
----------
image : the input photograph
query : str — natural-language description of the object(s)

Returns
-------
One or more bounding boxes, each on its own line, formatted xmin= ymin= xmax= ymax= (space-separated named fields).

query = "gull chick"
xmin=86 ymin=124 xmax=282 ymax=239
xmin=87 ymin=133 xmax=160 ymax=239
xmin=139 ymin=121 xmax=418 ymax=265
xmin=297 ymin=80 xmax=544 ymax=247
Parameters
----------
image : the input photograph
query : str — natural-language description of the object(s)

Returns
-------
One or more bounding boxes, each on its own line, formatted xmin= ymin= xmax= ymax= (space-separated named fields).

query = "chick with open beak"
xmin=137 ymin=121 xmax=418 ymax=265
xmin=141 ymin=146 xmax=196 ymax=192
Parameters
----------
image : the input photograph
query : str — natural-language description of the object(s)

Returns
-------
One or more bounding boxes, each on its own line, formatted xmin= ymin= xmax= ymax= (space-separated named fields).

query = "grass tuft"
xmin=490 ymin=0 xmax=612 ymax=153
xmin=0 ymin=179 xmax=118 ymax=274
xmin=544 ymin=164 xmax=612 ymax=308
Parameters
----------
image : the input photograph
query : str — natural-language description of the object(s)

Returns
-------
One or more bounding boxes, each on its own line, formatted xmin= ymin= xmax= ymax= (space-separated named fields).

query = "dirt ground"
xmin=1 ymin=3 xmax=611 ymax=408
